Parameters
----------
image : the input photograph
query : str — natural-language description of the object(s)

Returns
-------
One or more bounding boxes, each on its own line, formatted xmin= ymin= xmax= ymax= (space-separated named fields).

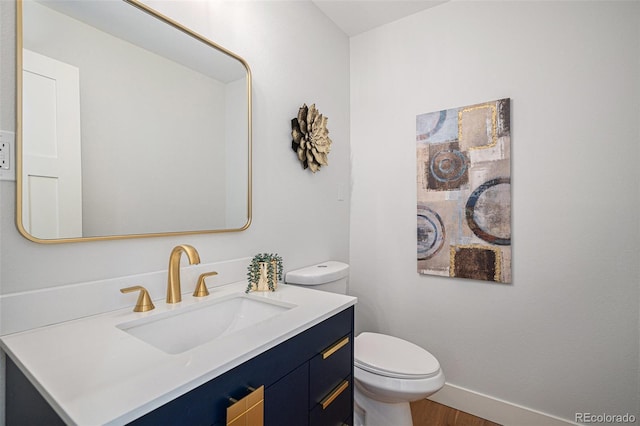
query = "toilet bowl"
xmin=285 ymin=262 xmax=445 ymax=426
xmin=353 ymin=332 xmax=445 ymax=426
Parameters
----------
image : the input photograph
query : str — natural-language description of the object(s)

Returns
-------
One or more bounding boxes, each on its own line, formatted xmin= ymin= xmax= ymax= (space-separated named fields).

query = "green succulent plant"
xmin=245 ymin=253 xmax=283 ymax=293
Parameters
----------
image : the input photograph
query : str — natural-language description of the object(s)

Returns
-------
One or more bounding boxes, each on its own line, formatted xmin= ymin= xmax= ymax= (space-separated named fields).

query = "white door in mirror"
xmin=22 ymin=50 xmax=83 ymax=239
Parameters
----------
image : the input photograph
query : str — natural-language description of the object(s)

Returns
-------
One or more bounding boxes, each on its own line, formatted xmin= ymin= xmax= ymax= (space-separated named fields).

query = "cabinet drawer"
xmin=309 ymin=334 xmax=352 ymax=408
xmin=310 ymin=377 xmax=352 ymax=426
xmin=307 ymin=307 xmax=353 ymax=356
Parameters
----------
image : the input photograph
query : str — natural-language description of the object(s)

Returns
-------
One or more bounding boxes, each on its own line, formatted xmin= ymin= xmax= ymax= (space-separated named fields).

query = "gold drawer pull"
xmin=321 ymin=380 xmax=349 ymax=410
xmin=322 ymin=336 xmax=349 ymax=359
xmin=227 ymin=385 xmax=264 ymax=426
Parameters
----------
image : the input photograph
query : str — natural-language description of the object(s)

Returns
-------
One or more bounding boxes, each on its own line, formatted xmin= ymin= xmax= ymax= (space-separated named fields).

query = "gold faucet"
xmin=167 ymin=244 xmax=201 ymax=303
xmin=120 ymin=286 xmax=155 ymax=312
xmin=193 ymin=271 xmax=218 ymax=297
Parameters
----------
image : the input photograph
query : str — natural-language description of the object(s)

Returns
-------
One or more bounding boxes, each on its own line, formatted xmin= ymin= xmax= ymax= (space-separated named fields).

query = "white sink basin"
xmin=117 ymin=294 xmax=295 ymax=354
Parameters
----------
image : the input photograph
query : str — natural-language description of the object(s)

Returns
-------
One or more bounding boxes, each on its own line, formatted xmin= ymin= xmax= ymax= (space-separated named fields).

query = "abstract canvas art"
xmin=416 ymin=98 xmax=511 ymax=283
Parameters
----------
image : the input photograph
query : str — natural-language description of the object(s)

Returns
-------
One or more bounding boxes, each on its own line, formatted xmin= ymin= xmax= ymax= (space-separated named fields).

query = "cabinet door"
xmin=265 ymin=362 xmax=309 ymax=426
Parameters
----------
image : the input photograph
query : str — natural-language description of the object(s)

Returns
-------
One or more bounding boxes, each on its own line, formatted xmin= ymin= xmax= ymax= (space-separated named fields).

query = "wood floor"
xmin=410 ymin=399 xmax=501 ymax=426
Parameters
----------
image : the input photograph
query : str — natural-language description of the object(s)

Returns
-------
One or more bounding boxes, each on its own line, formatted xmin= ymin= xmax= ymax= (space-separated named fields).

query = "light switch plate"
xmin=0 ymin=130 xmax=16 ymax=181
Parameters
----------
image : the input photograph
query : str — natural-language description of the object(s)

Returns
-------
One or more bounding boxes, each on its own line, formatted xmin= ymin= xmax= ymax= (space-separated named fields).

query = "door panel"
xmin=22 ymin=49 xmax=82 ymax=238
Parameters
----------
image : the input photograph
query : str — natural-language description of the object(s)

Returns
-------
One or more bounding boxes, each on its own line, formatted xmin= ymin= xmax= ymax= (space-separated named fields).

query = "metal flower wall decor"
xmin=291 ymin=104 xmax=332 ymax=172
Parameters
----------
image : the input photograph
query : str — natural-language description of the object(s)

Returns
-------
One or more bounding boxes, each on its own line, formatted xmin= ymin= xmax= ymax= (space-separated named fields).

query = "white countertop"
xmin=0 ymin=282 xmax=357 ymax=425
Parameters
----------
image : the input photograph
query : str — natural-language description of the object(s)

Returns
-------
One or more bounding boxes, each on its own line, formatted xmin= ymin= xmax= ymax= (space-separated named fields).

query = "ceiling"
xmin=311 ymin=0 xmax=448 ymax=36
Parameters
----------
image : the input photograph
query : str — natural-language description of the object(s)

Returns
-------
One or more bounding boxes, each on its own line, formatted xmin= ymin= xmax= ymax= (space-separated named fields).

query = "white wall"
xmin=350 ymin=1 xmax=639 ymax=423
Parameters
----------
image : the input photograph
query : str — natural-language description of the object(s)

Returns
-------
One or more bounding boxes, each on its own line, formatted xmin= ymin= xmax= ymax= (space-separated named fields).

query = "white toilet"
xmin=285 ymin=261 xmax=445 ymax=426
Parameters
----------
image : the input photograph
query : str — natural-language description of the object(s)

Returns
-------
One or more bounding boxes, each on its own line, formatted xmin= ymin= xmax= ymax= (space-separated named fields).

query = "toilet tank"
xmin=285 ymin=261 xmax=349 ymax=294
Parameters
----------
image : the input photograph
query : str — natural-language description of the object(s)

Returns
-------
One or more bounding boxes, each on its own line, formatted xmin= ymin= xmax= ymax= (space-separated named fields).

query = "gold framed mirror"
xmin=16 ymin=0 xmax=252 ymax=243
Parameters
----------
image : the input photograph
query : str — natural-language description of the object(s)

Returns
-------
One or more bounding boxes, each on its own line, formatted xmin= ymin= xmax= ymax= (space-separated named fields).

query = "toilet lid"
xmin=354 ymin=332 xmax=441 ymax=379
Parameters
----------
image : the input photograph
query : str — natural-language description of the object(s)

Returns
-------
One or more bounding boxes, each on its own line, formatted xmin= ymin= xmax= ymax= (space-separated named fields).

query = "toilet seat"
xmin=355 ymin=332 xmax=441 ymax=379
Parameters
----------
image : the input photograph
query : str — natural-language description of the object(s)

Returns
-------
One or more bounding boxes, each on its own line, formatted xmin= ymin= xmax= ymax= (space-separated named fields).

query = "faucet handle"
xmin=120 ymin=286 xmax=155 ymax=312
xmin=193 ymin=272 xmax=218 ymax=297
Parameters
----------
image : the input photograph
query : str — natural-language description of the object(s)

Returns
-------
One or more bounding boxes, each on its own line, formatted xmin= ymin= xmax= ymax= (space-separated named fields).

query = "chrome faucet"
xmin=167 ymin=244 xmax=201 ymax=303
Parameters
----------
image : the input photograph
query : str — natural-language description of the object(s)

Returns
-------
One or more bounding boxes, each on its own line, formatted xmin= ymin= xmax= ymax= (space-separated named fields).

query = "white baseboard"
xmin=428 ymin=383 xmax=579 ymax=426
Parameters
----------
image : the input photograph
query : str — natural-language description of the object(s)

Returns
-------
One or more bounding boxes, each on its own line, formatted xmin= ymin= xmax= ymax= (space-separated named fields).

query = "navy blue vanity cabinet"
xmin=4 ymin=306 xmax=354 ymax=426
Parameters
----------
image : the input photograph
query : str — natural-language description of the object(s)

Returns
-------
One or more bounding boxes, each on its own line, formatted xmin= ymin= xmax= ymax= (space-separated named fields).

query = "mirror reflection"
xmin=18 ymin=0 xmax=252 ymax=242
